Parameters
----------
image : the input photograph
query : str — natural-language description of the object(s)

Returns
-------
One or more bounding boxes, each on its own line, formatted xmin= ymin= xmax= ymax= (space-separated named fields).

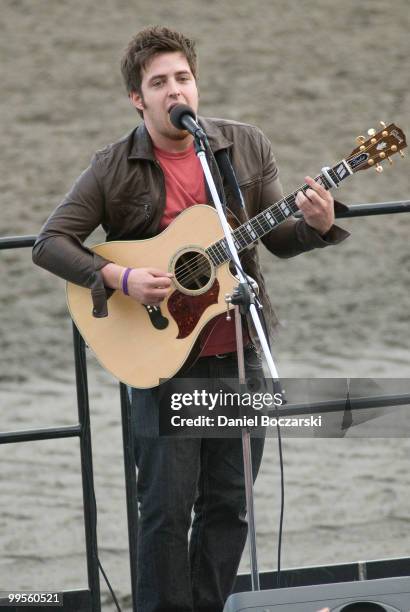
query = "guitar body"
xmin=66 ymin=205 xmax=236 ymax=388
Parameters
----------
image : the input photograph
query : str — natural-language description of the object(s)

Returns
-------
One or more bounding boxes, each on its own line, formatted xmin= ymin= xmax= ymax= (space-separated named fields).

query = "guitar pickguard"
xmin=168 ymin=280 xmax=220 ymax=339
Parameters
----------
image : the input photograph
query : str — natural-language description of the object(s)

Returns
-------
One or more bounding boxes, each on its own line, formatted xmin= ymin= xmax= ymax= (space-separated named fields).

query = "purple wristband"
xmin=122 ymin=268 xmax=132 ymax=295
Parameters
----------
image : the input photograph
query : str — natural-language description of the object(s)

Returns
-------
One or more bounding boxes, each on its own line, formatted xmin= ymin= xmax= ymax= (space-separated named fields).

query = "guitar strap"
xmin=214 ymin=149 xmax=249 ymax=219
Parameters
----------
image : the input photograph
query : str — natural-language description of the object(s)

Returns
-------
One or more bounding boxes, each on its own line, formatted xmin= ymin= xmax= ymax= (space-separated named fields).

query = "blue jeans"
xmin=131 ymin=348 xmax=266 ymax=612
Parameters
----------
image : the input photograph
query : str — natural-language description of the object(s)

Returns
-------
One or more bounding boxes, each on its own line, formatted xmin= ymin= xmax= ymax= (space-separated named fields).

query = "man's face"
xmin=130 ymin=51 xmax=199 ymax=149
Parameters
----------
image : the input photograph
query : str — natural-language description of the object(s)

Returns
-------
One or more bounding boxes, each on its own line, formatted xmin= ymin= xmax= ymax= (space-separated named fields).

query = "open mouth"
xmin=167 ymin=102 xmax=180 ymax=114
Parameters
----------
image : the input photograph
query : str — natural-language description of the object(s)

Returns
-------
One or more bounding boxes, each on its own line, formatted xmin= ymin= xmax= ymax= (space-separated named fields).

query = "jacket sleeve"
xmin=258 ymin=131 xmax=350 ymax=258
xmin=32 ymin=160 xmax=112 ymax=317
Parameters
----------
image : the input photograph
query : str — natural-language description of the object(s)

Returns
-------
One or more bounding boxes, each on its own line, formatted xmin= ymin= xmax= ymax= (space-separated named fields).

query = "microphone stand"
xmin=193 ymin=132 xmax=280 ymax=592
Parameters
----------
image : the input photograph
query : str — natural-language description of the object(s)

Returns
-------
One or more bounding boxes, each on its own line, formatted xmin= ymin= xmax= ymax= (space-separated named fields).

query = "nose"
xmin=167 ymin=77 xmax=181 ymax=98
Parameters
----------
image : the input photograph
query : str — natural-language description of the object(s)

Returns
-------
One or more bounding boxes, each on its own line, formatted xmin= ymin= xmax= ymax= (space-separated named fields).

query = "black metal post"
xmin=1 ymin=235 xmax=101 ymax=611
xmin=73 ymin=324 xmax=101 ymax=612
xmin=0 ymin=235 xmax=38 ymax=249
xmin=274 ymin=392 xmax=410 ymax=418
xmin=0 ymin=425 xmax=81 ymax=444
xmin=335 ymin=200 xmax=410 ymax=218
xmin=120 ymin=383 xmax=139 ymax=612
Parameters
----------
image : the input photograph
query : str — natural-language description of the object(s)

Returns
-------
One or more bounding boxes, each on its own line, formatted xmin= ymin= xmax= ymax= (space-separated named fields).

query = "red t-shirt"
xmin=154 ymin=144 xmax=241 ymax=356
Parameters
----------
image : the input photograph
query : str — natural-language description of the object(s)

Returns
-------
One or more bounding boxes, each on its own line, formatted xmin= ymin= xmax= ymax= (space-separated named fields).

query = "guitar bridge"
xmin=143 ymin=304 xmax=169 ymax=330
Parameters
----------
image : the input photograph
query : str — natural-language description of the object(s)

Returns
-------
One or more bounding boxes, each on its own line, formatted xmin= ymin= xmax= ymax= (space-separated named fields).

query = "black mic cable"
xmin=259 ymin=311 xmax=285 ymax=588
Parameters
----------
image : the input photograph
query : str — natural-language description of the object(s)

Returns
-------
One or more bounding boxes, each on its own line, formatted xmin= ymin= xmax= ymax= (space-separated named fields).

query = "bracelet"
xmin=120 ymin=267 xmax=132 ymax=295
xmin=118 ymin=268 xmax=126 ymax=291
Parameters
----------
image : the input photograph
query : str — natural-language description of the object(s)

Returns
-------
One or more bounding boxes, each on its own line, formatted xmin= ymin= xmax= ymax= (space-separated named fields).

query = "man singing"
xmin=33 ymin=26 xmax=348 ymax=612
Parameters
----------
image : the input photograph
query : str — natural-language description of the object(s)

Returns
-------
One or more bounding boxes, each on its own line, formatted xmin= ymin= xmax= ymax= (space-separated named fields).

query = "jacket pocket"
xmin=108 ymin=197 xmax=152 ymax=236
xmin=116 ymin=198 xmax=151 ymax=221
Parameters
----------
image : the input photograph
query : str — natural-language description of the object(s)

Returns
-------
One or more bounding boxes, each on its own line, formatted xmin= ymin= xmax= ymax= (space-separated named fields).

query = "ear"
xmin=130 ymin=91 xmax=145 ymax=112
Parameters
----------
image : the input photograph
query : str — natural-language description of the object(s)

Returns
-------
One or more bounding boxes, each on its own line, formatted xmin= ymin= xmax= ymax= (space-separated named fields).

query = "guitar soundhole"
xmin=171 ymin=247 xmax=215 ymax=295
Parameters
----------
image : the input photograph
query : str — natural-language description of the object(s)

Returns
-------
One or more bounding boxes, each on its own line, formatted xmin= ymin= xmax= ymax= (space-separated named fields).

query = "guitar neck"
xmin=206 ymin=158 xmax=354 ymax=265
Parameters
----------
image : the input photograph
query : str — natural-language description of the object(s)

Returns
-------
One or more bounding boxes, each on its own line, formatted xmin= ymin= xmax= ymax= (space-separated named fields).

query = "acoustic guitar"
xmin=66 ymin=123 xmax=407 ymax=388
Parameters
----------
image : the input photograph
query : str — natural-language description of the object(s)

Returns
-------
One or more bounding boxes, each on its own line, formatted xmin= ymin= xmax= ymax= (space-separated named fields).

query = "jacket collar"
xmin=128 ymin=123 xmax=155 ymax=160
xmin=128 ymin=117 xmax=233 ymax=160
xmin=198 ymin=117 xmax=233 ymax=152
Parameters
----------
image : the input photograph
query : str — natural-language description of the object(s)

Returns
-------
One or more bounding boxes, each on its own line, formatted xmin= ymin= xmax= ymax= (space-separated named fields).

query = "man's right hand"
xmin=126 ymin=267 xmax=174 ymax=305
xmin=101 ymin=263 xmax=173 ymax=305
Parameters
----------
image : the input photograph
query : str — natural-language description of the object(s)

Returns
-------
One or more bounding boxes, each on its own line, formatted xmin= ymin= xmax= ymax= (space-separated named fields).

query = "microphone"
xmin=169 ymin=104 xmax=207 ymax=141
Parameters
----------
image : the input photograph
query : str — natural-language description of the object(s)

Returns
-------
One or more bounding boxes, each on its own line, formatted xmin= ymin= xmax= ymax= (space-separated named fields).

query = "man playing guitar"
xmin=33 ymin=26 xmax=349 ymax=612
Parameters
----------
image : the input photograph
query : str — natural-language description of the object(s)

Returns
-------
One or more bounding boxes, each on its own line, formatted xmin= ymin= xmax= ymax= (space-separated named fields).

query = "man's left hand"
xmin=295 ymin=175 xmax=335 ymax=236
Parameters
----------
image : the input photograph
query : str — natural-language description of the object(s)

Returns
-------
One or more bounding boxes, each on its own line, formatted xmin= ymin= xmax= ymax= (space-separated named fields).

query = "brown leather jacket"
xmin=32 ymin=116 xmax=349 ymax=339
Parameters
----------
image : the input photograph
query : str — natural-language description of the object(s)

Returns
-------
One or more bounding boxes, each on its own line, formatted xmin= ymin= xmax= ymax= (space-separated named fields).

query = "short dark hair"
xmin=120 ymin=25 xmax=198 ymax=96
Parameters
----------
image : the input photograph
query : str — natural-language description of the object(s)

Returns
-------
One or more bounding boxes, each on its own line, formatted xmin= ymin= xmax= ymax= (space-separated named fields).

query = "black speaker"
xmin=223 ymin=576 xmax=410 ymax=611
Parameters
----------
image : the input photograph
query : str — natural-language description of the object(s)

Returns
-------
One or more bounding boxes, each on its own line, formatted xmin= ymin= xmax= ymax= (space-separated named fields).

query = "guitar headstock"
xmin=346 ymin=122 xmax=407 ymax=173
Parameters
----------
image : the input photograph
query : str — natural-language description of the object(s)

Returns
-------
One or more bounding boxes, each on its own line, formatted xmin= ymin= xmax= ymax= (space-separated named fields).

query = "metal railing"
xmin=0 ymin=238 xmax=101 ymax=612
xmin=1 ymin=199 xmax=409 ymax=611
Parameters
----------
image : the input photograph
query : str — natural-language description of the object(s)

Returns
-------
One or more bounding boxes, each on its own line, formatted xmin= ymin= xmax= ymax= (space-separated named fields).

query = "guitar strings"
xmin=172 ymin=188 xmax=305 ymax=285
xmin=171 ymin=193 xmax=307 ymax=286
xmin=173 ymin=174 xmax=322 ymax=284
xmin=172 ymin=202 xmax=291 ymax=285
xmin=172 ymin=181 xmax=326 ymax=285
xmin=170 ymin=136 xmax=386 ymax=287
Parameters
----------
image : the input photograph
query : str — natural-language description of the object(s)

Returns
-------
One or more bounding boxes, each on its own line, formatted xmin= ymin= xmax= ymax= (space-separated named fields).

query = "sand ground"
xmin=1 ymin=0 xmax=410 ymax=609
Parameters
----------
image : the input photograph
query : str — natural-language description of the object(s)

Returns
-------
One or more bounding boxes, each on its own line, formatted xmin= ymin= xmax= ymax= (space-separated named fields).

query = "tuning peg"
xmin=375 ymin=164 xmax=383 ymax=173
xmin=400 ymin=151 xmax=405 ymax=158
xmin=367 ymin=128 xmax=376 ymax=136
xmin=387 ymin=157 xmax=393 ymax=165
xmin=356 ymin=135 xmax=366 ymax=144
xmin=379 ymin=121 xmax=389 ymax=136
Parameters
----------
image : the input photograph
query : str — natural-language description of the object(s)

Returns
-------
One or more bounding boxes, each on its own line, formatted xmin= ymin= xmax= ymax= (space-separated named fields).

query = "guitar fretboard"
xmin=206 ymin=159 xmax=352 ymax=265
